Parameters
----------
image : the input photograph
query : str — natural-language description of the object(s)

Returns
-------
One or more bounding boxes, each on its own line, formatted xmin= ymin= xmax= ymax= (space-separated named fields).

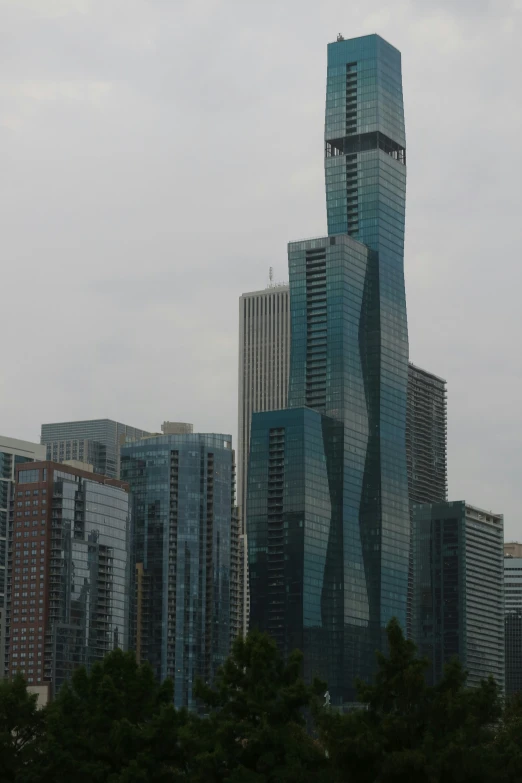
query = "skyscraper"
xmin=4 ymin=461 xmax=130 ymax=701
xmin=41 ymin=419 xmax=150 ymax=479
xmin=406 ymin=364 xmax=447 ymax=635
xmin=504 ymin=542 xmax=522 ymax=696
xmin=0 ymin=436 xmax=46 ymax=675
xmin=238 ymin=284 xmax=290 ymax=636
xmin=406 ymin=365 xmax=447 ymax=507
xmin=413 ymin=501 xmax=504 ymax=690
xmin=238 ymin=285 xmax=290 ymax=525
xmin=247 ymin=34 xmax=410 ymax=704
xmin=121 ymin=431 xmax=236 ymax=710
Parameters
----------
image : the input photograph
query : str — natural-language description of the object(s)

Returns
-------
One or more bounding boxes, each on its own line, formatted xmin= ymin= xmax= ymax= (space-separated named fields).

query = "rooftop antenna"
xmin=337 ymin=33 xmax=345 ymax=41
xmin=269 ymin=266 xmax=273 ymax=287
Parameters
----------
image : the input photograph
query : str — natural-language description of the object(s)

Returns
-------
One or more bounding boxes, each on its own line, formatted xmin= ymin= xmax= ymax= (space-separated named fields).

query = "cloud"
xmin=3 ymin=0 xmax=90 ymax=19
xmin=0 ymin=0 xmax=521 ymax=537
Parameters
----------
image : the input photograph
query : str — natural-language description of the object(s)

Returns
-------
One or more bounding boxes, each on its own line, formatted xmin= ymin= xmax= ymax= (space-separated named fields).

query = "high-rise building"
xmin=237 ymin=284 xmax=290 ymax=637
xmin=413 ymin=501 xmax=504 ymax=690
xmin=504 ymin=542 xmax=522 ymax=696
xmin=41 ymin=419 xmax=150 ymax=479
xmin=4 ymin=461 xmax=130 ymax=701
xmin=406 ymin=364 xmax=447 ymax=635
xmin=406 ymin=364 xmax=447 ymax=506
xmin=121 ymin=431 xmax=237 ymax=710
xmin=238 ymin=285 xmax=290 ymax=525
xmin=247 ymin=34 xmax=410 ymax=704
xmin=237 ymin=305 xmax=445 ymax=646
xmin=0 ymin=436 xmax=46 ymax=675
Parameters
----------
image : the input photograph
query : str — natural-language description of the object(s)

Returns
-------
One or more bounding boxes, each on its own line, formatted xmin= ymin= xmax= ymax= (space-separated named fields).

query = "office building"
xmin=413 ymin=501 xmax=504 ymax=690
xmin=41 ymin=419 xmax=150 ymax=479
xmin=121 ymin=431 xmax=236 ymax=710
xmin=238 ymin=284 xmax=290 ymax=636
xmin=238 ymin=285 xmax=290 ymax=525
xmin=4 ymin=461 xmax=130 ymax=699
xmin=247 ymin=34 xmax=410 ymax=704
xmin=504 ymin=542 xmax=522 ymax=696
xmin=0 ymin=436 xmax=46 ymax=675
xmin=406 ymin=364 xmax=447 ymax=635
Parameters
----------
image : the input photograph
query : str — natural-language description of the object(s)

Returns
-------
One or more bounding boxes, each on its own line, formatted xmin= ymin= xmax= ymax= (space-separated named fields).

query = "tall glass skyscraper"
xmin=247 ymin=34 xmax=409 ymax=704
xmin=121 ymin=432 xmax=236 ymax=710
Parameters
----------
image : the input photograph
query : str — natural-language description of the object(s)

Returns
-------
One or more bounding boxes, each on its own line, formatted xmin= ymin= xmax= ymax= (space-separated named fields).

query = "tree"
xmin=19 ymin=649 xmax=191 ymax=783
xmin=0 ymin=673 xmax=44 ymax=782
xmin=317 ymin=618 xmax=502 ymax=783
xmin=191 ymin=630 xmax=330 ymax=782
xmin=492 ymin=693 xmax=522 ymax=783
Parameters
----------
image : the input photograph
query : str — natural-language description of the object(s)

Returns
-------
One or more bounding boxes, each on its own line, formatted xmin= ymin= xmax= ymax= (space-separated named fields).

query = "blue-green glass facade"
xmin=247 ymin=34 xmax=409 ymax=704
xmin=120 ymin=434 xmax=234 ymax=710
xmin=413 ymin=502 xmax=504 ymax=690
xmin=248 ymin=408 xmax=344 ymax=694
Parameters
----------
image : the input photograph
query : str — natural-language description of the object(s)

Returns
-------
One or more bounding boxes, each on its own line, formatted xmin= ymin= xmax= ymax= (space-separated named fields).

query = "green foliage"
xmin=18 ymin=649 xmax=190 ymax=783
xmin=0 ymin=673 xmax=44 ymax=782
xmin=2 ymin=624 xmax=522 ymax=782
xmin=190 ymin=630 xmax=329 ymax=782
xmin=317 ymin=618 xmax=502 ymax=783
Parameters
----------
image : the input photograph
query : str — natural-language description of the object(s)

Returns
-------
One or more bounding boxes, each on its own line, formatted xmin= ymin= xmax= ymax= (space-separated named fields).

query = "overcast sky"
xmin=1 ymin=0 xmax=521 ymax=536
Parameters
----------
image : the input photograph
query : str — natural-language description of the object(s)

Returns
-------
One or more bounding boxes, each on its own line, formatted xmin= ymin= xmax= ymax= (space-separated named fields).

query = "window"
xmin=19 ymin=470 xmax=39 ymax=484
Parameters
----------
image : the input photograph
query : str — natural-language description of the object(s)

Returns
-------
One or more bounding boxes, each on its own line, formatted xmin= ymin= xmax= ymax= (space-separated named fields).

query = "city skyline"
xmin=1 ymin=1 xmax=521 ymax=542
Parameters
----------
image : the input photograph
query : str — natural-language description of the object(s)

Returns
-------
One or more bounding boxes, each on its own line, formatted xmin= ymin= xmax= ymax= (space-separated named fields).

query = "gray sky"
xmin=1 ymin=0 xmax=521 ymax=537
